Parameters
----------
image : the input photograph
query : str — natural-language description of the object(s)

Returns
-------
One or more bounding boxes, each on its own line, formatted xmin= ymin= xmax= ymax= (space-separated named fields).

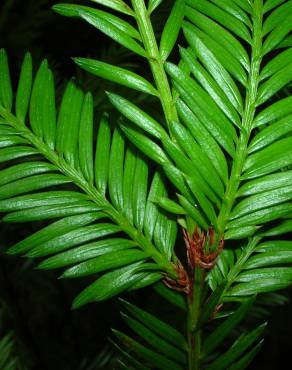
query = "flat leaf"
xmin=244 ymin=251 xmax=292 ymax=269
xmin=144 ymin=171 xmax=166 ymax=240
xmin=203 ymin=298 xmax=254 ymax=356
xmin=122 ymin=147 xmax=136 ymax=223
xmin=0 ymin=161 xmax=56 ymax=187
xmin=8 ymin=212 xmax=102 ymax=255
xmin=237 ymin=268 xmax=292 ymax=283
xmin=260 ymin=47 xmax=292 ymax=81
xmin=237 ymin=171 xmax=292 ymax=196
xmin=261 ymin=220 xmax=292 ymax=236
xmin=178 ymin=195 xmax=209 ymax=230
xmin=256 ymin=63 xmax=292 ymax=105
xmin=38 ymin=238 xmax=136 ymax=269
xmin=243 ymin=137 xmax=292 ymax=179
xmin=132 ymin=153 xmax=148 ymax=230
xmin=228 ymin=279 xmax=291 ymax=296
xmin=154 ymin=211 xmax=177 ymax=260
xmin=95 ymin=113 xmax=111 ymax=195
xmin=207 ymin=264 xmax=224 ymax=292
xmin=153 ymin=281 xmax=187 ymax=310
xmin=159 ymin=0 xmax=184 ymax=61
xmin=109 ymin=127 xmax=124 ymax=210
xmin=227 ymin=203 xmax=292 ymax=228
xmin=169 ymin=120 xmax=224 ymax=198
xmin=15 ymin=52 xmax=33 ymax=123
xmin=0 ymin=126 xmax=22 ymax=135
xmin=186 ymin=177 xmax=218 ymax=227
xmin=74 ymin=58 xmax=158 ymax=96
xmin=0 ymin=135 xmax=27 ymax=148
xmin=277 ymin=35 xmax=292 ymax=48
xmin=148 ymin=0 xmax=164 ymax=13
xmin=262 ymin=12 xmax=292 ymax=55
xmin=0 ymin=191 xmax=88 ymax=211
xmin=56 ymin=79 xmax=84 ymax=167
xmin=183 ymin=23 xmax=243 ymax=113
xmin=89 ymin=0 xmax=134 ymax=16
xmin=180 ymin=47 xmax=241 ymax=128
xmin=30 ymin=59 xmax=56 ymax=144
xmin=62 ymin=249 xmax=147 ymax=278
xmin=0 ymin=49 xmax=13 ymax=110
xmin=253 ymin=96 xmax=292 ymax=127
xmin=177 ymin=99 xmax=228 ymax=183
xmin=3 ymin=202 xmax=99 ymax=223
xmin=231 ymin=0 xmax=252 ymax=13
xmin=28 ymin=223 xmax=120 ymax=257
xmin=107 ymin=92 xmax=166 ymax=139
xmin=110 ymin=340 xmax=149 ymax=370
xmin=210 ymin=0 xmax=252 ymax=27
xmin=184 ymin=9 xmax=250 ymax=70
xmin=186 ymin=0 xmax=252 ymax=43
xmin=120 ymin=299 xmax=187 ymax=349
xmin=206 ymin=324 xmax=266 ymax=370
xmin=264 ymin=0 xmax=286 ymax=13
xmin=167 ymin=63 xmax=236 ymax=157
xmin=249 ymin=115 xmax=292 ymax=153
xmin=42 ymin=67 xmax=56 ymax=149
xmin=161 ymin=136 xmax=220 ymax=205
xmin=255 ymin=240 xmax=292 ymax=253
xmin=156 ymin=197 xmax=186 ymax=215
xmin=0 ymin=146 xmax=38 ymax=164
xmin=112 ymin=329 xmax=183 ymax=370
xmin=0 ymin=174 xmax=70 ymax=200
xmin=79 ymin=92 xmax=94 ymax=182
xmin=120 ymin=123 xmax=169 ymax=165
xmin=53 ymin=4 xmax=146 ymax=57
xmin=228 ymin=340 xmax=263 ymax=370
xmin=231 ymin=186 xmax=292 ymax=219
xmin=198 ymin=284 xmax=225 ymax=327
xmin=72 ymin=261 xmax=145 ymax=307
xmin=128 ymin=272 xmax=162 ymax=290
xmin=120 ymin=313 xmax=186 ymax=364
xmin=162 ymin=163 xmax=194 ymax=200
xmin=216 ymin=250 xmax=230 ymax=278
xmin=225 ymin=226 xmax=258 ymax=240
xmin=263 ymin=1 xmax=292 ymax=35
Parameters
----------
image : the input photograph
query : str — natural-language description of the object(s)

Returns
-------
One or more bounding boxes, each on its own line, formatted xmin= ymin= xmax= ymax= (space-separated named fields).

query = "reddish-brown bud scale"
xmin=163 ymin=227 xmax=224 ymax=296
xmin=163 ymin=262 xmax=191 ymax=294
xmin=183 ymin=227 xmax=224 ymax=270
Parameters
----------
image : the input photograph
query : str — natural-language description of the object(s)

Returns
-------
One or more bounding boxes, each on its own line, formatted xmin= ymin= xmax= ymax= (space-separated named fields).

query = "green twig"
xmin=131 ymin=0 xmax=178 ymax=127
xmin=187 ymin=267 xmax=204 ymax=370
xmin=216 ymin=0 xmax=264 ymax=238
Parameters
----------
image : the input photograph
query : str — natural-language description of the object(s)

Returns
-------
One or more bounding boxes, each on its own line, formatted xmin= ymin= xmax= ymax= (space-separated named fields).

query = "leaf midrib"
xmin=216 ymin=0 xmax=264 ymax=239
xmin=1 ymin=109 xmax=176 ymax=277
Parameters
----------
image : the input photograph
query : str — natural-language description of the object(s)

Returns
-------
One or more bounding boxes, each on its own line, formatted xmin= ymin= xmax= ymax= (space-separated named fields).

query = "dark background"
xmin=0 ymin=0 xmax=292 ymax=369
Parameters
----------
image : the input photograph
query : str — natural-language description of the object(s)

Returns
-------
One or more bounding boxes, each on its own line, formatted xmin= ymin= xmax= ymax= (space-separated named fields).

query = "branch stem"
xmin=187 ymin=267 xmax=204 ymax=370
xmin=1 ymin=108 xmax=176 ymax=278
xmin=216 ymin=0 xmax=264 ymax=237
xmin=131 ymin=0 xmax=178 ymax=126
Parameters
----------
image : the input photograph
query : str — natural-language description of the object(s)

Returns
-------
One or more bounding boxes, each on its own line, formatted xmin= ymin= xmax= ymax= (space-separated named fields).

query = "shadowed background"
xmin=0 ymin=0 xmax=291 ymax=369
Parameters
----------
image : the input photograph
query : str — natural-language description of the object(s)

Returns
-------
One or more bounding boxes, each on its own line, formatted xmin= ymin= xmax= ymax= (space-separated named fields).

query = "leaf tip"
xmin=71 ymin=293 xmax=88 ymax=310
xmin=6 ymin=248 xmax=18 ymax=256
xmin=36 ymin=261 xmax=48 ymax=270
xmin=72 ymin=57 xmax=82 ymax=65
xmin=58 ymin=272 xmax=66 ymax=279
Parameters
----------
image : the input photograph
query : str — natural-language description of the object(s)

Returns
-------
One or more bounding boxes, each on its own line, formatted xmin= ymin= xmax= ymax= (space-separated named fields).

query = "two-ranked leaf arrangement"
xmin=0 ymin=0 xmax=292 ymax=368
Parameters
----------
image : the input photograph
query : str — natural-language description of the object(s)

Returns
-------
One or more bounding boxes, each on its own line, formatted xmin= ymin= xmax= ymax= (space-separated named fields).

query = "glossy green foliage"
xmin=1 ymin=0 xmax=292 ymax=368
xmin=0 ymin=50 xmax=179 ymax=309
xmin=0 ymin=329 xmax=21 ymax=370
xmin=111 ymin=299 xmax=187 ymax=369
